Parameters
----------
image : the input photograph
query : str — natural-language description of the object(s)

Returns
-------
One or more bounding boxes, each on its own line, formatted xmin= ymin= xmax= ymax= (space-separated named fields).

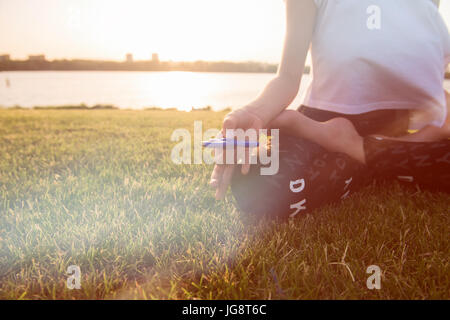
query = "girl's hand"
xmin=209 ymin=107 xmax=264 ymax=200
xmin=209 ymin=0 xmax=317 ymax=200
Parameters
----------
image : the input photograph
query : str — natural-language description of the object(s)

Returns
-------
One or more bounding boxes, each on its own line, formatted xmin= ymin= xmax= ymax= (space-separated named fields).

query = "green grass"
xmin=0 ymin=109 xmax=448 ymax=300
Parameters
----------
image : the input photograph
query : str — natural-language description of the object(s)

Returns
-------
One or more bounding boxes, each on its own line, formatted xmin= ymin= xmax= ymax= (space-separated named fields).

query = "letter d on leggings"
xmin=259 ymin=129 xmax=279 ymax=176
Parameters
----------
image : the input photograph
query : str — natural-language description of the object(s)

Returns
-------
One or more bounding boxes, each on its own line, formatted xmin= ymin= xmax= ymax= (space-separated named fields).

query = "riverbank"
xmin=1 ymin=104 xmax=228 ymax=112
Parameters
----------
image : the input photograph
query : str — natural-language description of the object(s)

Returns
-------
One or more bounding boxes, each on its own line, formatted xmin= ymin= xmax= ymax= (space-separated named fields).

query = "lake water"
xmin=0 ymin=71 xmax=309 ymax=111
xmin=1 ymin=71 xmax=449 ymax=111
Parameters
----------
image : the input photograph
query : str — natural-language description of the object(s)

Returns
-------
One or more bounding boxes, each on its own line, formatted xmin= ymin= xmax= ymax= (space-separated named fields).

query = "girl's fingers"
xmin=211 ymin=109 xmax=265 ymax=199
xmin=241 ymin=163 xmax=251 ymax=175
xmin=209 ymin=164 xmax=224 ymax=188
xmin=239 ymin=118 xmax=263 ymax=175
xmin=222 ymin=114 xmax=238 ymax=135
xmin=240 ymin=146 xmax=253 ymax=175
xmin=215 ymin=165 xmax=235 ymax=200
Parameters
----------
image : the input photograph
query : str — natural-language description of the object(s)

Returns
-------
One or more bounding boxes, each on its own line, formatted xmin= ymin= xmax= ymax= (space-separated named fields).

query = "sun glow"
xmin=0 ymin=0 xmax=285 ymax=62
xmin=138 ymin=71 xmax=214 ymax=111
xmin=0 ymin=0 xmax=449 ymax=62
xmin=80 ymin=0 xmax=285 ymax=62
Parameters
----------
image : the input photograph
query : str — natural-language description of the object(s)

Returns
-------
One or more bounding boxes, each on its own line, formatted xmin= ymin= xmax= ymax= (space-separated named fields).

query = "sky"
xmin=0 ymin=0 xmax=450 ymax=63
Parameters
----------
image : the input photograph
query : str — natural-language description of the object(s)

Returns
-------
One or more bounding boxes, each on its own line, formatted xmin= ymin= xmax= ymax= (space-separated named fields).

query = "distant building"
xmin=126 ymin=53 xmax=133 ymax=63
xmin=28 ymin=54 xmax=46 ymax=61
xmin=0 ymin=54 xmax=10 ymax=62
xmin=152 ymin=53 xmax=159 ymax=64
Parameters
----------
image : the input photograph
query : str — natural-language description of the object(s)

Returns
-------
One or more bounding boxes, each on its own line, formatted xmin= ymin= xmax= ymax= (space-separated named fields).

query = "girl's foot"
xmin=269 ymin=111 xmax=366 ymax=164
xmin=320 ymin=117 xmax=366 ymax=164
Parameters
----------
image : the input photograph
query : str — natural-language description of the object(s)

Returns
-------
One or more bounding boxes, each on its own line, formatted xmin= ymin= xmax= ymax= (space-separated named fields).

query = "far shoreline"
xmin=0 ymin=104 xmax=231 ymax=112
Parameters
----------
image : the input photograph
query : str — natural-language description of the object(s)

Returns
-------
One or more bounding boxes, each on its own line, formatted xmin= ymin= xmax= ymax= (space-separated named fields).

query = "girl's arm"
xmin=211 ymin=0 xmax=317 ymax=199
xmin=244 ymin=0 xmax=317 ymax=125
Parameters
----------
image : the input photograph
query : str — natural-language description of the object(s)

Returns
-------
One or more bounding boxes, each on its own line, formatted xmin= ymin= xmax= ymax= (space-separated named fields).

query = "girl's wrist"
xmin=242 ymin=104 xmax=271 ymax=126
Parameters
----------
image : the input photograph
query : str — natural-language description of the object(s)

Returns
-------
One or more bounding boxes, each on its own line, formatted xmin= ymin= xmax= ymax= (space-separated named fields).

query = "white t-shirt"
xmin=303 ymin=0 xmax=450 ymax=129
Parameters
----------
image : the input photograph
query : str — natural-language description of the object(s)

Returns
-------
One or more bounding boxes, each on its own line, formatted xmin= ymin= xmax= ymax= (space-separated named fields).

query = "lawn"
xmin=0 ymin=108 xmax=448 ymax=299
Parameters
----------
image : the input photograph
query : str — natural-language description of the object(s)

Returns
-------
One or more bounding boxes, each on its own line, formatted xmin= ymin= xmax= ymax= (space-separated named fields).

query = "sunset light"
xmin=0 ymin=0 xmax=449 ymax=306
xmin=0 ymin=0 xmax=285 ymax=62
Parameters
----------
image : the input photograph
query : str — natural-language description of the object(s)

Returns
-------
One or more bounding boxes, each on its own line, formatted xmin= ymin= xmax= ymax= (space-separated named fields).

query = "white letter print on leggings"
xmin=289 ymin=178 xmax=306 ymax=218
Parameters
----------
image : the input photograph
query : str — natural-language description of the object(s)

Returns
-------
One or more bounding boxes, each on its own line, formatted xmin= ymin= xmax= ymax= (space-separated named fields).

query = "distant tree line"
xmin=0 ymin=59 xmax=310 ymax=74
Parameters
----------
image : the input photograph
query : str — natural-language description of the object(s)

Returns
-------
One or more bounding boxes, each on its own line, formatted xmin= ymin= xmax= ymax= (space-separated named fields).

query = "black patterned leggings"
xmin=231 ymin=107 xmax=450 ymax=219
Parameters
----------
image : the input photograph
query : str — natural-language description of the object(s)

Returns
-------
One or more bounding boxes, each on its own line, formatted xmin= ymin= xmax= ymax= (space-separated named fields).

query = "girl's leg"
xmin=371 ymin=124 xmax=450 ymax=142
xmin=379 ymin=89 xmax=450 ymax=142
xmin=364 ymin=137 xmax=450 ymax=192
xmin=379 ymin=91 xmax=450 ymax=187
xmin=231 ymin=134 xmax=368 ymax=219
xmin=298 ymin=106 xmax=410 ymax=137
xmin=268 ymin=110 xmax=366 ymax=163
xmin=269 ymin=110 xmax=449 ymax=165
xmin=231 ymin=108 xmax=449 ymax=219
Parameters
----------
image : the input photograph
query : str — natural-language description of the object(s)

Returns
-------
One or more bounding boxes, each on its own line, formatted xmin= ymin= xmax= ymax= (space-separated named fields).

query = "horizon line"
xmin=0 ymin=54 xmax=280 ymax=65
